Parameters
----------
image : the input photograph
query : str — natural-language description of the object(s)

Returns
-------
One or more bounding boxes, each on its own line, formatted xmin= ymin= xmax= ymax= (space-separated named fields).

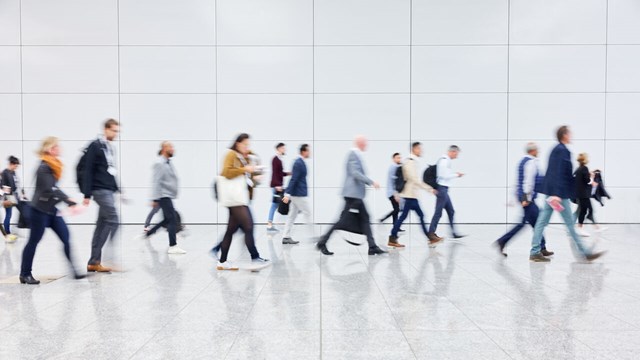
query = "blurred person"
xmin=388 ymin=142 xmax=439 ymax=248
xmin=81 ymin=119 xmax=120 ymax=273
xmin=215 ymin=133 xmax=270 ymax=270
xmin=267 ymin=142 xmax=290 ymax=232
xmin=143 ymin=205 xmax=160 ymax=232
xmin=428 ymin=145 xmax=465 ymax=241
xmin=137 ymin=142 xmax=186 ymax=254
xmin=316 ymin=135 xmax=387 ymax=256
xmin=529 ymin=126 xmax=606 ymax=262
xmin=574 ymin=153 xmax=606 ymax=236
xmin=379 ymin=152 xmax=404 ymax=231
xmin=494 ymin=143 xmax=554 ymax=257
xmin=281 ymin=144 xmax=312 ymax=245
xmin=2 ymin=156 xmax=29 ymax=234
xmin=20 ymin=137 xmax=85 ymax=284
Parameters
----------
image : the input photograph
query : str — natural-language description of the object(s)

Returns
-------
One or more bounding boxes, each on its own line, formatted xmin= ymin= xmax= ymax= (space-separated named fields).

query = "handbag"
xmin=277 ymin=199 xmax=290 ymax=215
xmin=216 ymin=175 xmax=249 ymax=207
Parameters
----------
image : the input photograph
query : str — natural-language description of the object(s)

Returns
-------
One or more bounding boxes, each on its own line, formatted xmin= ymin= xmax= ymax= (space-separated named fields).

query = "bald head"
xmin=525 ymin=142 xmax=538 ymax=157
xmin=354 ymin=135 xmax=368 ymax=152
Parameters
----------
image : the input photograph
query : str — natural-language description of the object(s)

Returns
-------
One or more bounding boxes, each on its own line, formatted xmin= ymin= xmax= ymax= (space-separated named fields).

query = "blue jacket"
xmin=286 ymin=157 xmax=308 ymax=197
xmin=541 ymin=143 xmax=575 ymax=199
xmin=342 ymin=150 xmax=373 ymax=199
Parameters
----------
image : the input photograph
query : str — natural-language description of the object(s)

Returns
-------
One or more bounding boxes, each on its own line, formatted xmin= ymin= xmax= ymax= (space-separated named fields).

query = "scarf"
xmin=41 ymin=155 xmax=63 ymax=180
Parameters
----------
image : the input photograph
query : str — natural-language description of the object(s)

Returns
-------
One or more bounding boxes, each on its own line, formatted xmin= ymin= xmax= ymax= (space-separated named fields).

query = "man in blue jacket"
xmin=529 ymin=126 xmax=606 ymax=262
xmin=282 ymin=144 xmax=311 ymax=245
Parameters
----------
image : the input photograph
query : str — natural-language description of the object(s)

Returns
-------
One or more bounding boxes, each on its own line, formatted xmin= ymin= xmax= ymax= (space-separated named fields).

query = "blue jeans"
xmin=391 ymin=198 xmax=429 ymax=237
xmin=429 ymin=186 xmax=456 ymax=234
xmin=268 ymin=188 xmax=279 ymax=223
xmin=531 ymin=197 xmax=590 ymax=256
xmin=3 ymin=206 xmax=12 ymax=233
xmin=21 ymin=208 xmax=73 ymax=276
xmin=497 ymin=201 xmax=547 ymax=250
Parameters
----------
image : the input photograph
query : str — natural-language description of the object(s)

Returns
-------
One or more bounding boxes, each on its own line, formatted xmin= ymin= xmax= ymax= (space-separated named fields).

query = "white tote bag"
xmin=216 ymin=175 xmax=249 ymax=207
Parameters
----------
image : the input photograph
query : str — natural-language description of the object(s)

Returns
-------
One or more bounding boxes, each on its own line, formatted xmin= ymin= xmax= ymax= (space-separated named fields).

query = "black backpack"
xmin=76 ymin=140 xmax=99 ymax=192
xmin=423 ymin=158 xmax=443 ymax=189
xmin=394 ymin=165 xmax=406 ymax=192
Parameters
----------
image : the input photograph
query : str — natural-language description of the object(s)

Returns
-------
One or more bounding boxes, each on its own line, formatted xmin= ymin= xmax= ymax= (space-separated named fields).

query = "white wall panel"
xmin=314 ymin=94 xmax=410 ymax=141
xmin=605 ymin=141 xmax=640 ymax=188
xmin=315 ymin=0 xmax=410 ymax=45
xmin=22 ymin=47 xmax=118 ymax=93
xmin=120 ymin=94 xmax=216 ymax=141
xmin=412 ymin=46 xmax=508 ymax=93
xmin=0 ymin=47 xmax=21 ymax=92
xmin=0 ymin=94 xmax=21 ymax=140
xmin=218 ymin=0 xmax=312 ymax=45
xmin=0 ymin=0 xmax=20 ymax=45
xmin=412 ymin=0 xmax=508 ymax=45
xmin=606 ymin=94 xmax=640 ymax=140
xmin=608 ymin=0 xmax=640 ymax=44
xmin=119 ymin=0 xmax=216 ymax=45
xmin=607 ymin=45 xmax=640 ymax=92
xmin=120 ymin=47 xmax=216 ymax=93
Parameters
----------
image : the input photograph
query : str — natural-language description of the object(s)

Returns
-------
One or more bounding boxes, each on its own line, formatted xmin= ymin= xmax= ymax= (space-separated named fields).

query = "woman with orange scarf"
xmin=20 ymin=137 xmax=84 ymax=284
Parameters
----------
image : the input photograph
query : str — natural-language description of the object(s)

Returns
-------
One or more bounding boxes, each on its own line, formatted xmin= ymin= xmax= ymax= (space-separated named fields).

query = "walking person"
xmin=215 ymin=133 xmax=270 ymax=270
xmin=379 ymin=152 xmax=403 ymax=231
xmin=20 ymin=137 xmax=85 ymax=284
xmin=428 ymin=145 xmax=465 ymax=241
xmin=494 ymin=143 xmax=554 ymax=257
xmin=574 ymin=153 xmax=606 ymax=237
xmin=137 ymin=142 xmax=186 ymax=254
xmin=529 ymin=126 xmax=606 ymax=262
xmin=282 ymin=144 xmax=312 ymax=245
xmin=316 ymin=135 xmax=387 ymax=256
xmin=81 ymin=119 xmax=121 ymax=273
xmin=388 ymin=142 xmax=439 ymax=248
xmin=267 ymin=143 xmax=290 ymax=232
xmin=2 ymin=156 xmax=28 ymax=235
xmin=143 ymin=206 xmax=160 ymax=232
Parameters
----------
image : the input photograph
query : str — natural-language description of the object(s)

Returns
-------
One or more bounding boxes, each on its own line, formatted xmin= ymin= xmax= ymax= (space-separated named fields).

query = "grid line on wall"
xmin=505 ymin=0 xmax=511 ymax=225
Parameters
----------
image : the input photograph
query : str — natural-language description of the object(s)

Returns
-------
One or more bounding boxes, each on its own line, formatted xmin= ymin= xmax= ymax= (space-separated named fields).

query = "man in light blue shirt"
xmin=428 ymin=145 xmax=465 ymax=241
xmin=379 ymin=152 xmax=403 ymax=229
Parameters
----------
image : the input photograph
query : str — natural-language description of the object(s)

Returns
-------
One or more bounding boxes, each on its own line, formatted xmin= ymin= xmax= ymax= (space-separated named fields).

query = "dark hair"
xmin=300 ymin=144 xmax=309 ymax=153
xmin=392 ymin=152 xmax=400 ymax=158
xmin=8 ymin=156 xmax=20 ymax=165
xmin=411 ymin=142 xmax=421 ymax=149
xmin=556 ymin=126 xmax=569 ymax=142
xmin=275 ymin=142 xmax=285 ymax=149
xmin=104 ymin=118 xmax=119 ymax=129
xmin=449 ymin=145 xmax=460 ymax=152
xmin=230 ymin=133 xmax=250 ymax=152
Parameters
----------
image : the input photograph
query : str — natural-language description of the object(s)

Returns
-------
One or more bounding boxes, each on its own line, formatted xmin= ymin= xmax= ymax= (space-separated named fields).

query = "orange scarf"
xmin=41 ymin=155 xmax=63 ymax=180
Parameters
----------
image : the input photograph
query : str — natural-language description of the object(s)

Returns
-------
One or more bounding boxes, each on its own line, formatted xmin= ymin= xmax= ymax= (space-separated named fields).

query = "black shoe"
xmin=398 ymin=229 xmax=406 ymax=232
xmin=368 ymin=246 xmax=388 ymax=256
xmin=529 ymin=253 xmax=551 ymax=262
xmin=282 ymin=237 xmax=299 ymax=245
xmin=585 ymin=251 xmax=606 ymax=262
xmin=541 ymin=249 xmax=555 ymax=257
xmin=317 ymin=243 xmax=334 ymax=256
xmin=494 ymin=241 xmax=507 ymax=257
xmin=19 ymin=275 xmax=40 ymax=285
xmin=452 ymin=233 xmax=467 ymax=239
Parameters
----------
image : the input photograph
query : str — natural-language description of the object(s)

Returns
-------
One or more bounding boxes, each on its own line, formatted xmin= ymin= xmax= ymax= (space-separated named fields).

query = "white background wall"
xmin=1 ymin=0 xmax=639 ymax=225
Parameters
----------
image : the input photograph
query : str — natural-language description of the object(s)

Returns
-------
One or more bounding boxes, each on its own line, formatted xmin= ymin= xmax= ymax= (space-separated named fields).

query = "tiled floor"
xmin=1 ymin=223 xmax=639 ymax=359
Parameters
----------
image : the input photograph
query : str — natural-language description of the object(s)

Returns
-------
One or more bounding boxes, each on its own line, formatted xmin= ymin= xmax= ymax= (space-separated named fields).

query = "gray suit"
xmin=319 ymin=149 xmax=377 ymax=249
xmin=341 ymin=150 xmax=373 ymax=199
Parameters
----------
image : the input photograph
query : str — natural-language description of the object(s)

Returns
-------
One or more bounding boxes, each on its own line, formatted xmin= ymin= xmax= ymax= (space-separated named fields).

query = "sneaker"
xmin=250 ymin=257 xmax=272 ymax=271
xmin=217 ymin=261 xmax=239 ymax=271
xmin=167 ymin=246 xmax=187 ymax=254
xmin=5 ymin=234 xmax=18 ymax=243
xmin=266 ymin=226 xmax=280 ymax=233
xmin=452 ymin=233 xmax=467 ymax=239
xmin=282 ymin=237 xmax=299 ymax=245
xmin=387 ymin=235 xmax=405 ymax=248
xmin=529 ymin=253 xmax=551 ymax=262
xmin=576 ymin=228 xmax=591 ymax=237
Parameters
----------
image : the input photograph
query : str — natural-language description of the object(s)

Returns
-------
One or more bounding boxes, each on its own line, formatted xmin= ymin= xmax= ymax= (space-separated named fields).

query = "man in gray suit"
xmin=317 ymin=136 xmax=387 ymax=256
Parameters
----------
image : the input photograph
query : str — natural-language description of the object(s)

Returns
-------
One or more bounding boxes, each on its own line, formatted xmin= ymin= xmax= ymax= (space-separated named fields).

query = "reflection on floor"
xmin=0 ymin=223 xmax=639 ymax=359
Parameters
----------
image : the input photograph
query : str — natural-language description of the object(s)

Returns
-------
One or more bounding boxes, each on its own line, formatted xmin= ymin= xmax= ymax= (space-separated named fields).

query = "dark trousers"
xmin=89 ymin=189 xmax=119 ymax=265
xmin=219 ymin=206 xmax=260 ymax=263
xmin=21 ymin=208 xmax=73 ymax=276
xmin=577 ymin=198 xmax=595 ymax=224
xmin=428 ymin=186 xmax=455 ymax=234
xmin=391 ymin=198 xmax=429 ymax=237
xmin=380 ymin=196 xmax=400 ymax=225
xmin=3 ymin=205 xmax=12 ymax=233
xmin=146 ymin=198 xmax=177 ymax=246
xmin=497 ymin=201 xmax=547 ymax=250
xmin=319 ymin=197 xmax=377 ymax=249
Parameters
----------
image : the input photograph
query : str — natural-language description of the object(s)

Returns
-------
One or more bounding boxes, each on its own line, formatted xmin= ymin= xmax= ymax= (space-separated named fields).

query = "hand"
xmin=152 ymin=201 xmax=159 ymax=208
xmin=372 ymin=181 xmax=380 ymax=189
xmin=521 ymin=201 xmax=530 ymax=207
xmin=591 ymin=182 xmax=598 ymax=187
xmin=393 ymin=195 xmax=400 ymax=203
xmin=457 ymin=172 xmax=465 ymax=177
xmin=244 ymin=165 xmax=256 ymax=173
xmin=2 ymin=200 xmax=11 ymax=208
xmin=282 ymin=196 xmax=290 ymax=204
xmin=82 ymin=198 xmax=91 ymax=206
xmin=432 ymin=189 xmax=438 ymax=195
xmin=275 ymin=186 xmax=283 ymax=192
xmin=549 ymin=196 xmax=561 ymax=203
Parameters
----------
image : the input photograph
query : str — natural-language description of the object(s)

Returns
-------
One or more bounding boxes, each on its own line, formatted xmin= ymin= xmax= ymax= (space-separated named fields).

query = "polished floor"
xmin=0 ymin=222 xmax=639 ymax=359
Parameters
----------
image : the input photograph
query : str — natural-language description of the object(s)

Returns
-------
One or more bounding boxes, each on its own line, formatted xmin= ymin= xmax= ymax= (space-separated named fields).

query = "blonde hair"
xmin=38 ymin=136 xmax=59 ymax=156
xmin=577 ymin=152 xmax=589 ymax=166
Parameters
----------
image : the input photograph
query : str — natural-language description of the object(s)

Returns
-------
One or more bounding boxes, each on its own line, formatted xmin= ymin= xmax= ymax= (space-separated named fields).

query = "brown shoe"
xmin=427 ymin=232 xmax=443 ymax=242
xmin=541 ymin=249 xmax=555 ymax=257
xmin=388 ymin=236 xmax=405 ymax=248
xmin=585 ymin=251 xmax=606 ymax=262
xmin=87 ymin=264 xmax=112 ymax=273
xmin=428 ymin=238 xmax=443 ymax=248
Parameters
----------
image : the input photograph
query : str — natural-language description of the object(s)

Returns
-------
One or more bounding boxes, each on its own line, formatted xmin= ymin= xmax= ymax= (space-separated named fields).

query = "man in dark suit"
xmin=529 ymin=126 xmax=606 ymax=262
xmin=316 ymin=136 xmax=387 ymax=256
xmin=282 ymin=144 xmax=311 ymax=245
